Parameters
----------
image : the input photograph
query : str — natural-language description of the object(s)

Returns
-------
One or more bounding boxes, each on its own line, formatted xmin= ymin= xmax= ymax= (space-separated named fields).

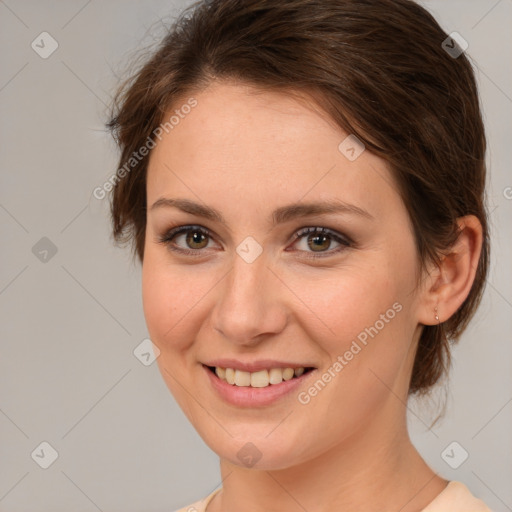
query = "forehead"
xmin=146 ymin=81 xmax=401 ymax=223
xmin=160 ymin=82 xmax=341 ymax=159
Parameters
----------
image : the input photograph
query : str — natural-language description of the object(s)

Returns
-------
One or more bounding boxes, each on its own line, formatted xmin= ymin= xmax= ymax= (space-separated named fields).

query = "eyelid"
xmin=157 ymin=224 xmax=353 ymax=258
xmin=291 ymin=226 xmax=353 ymax=245
xmin=286 ymin=226 xmax=352 ymax=259
xmin=156 ymin=224 xmax=218 ymax=255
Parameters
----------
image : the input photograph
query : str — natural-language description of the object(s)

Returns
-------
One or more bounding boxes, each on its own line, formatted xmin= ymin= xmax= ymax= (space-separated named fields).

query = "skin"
xmin=142 ymin=80 xmax=483 ymax=512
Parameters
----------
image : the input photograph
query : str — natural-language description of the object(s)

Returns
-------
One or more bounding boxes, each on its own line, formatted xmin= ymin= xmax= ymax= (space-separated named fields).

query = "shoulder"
xmin=172 ymin=487 xmax=221 ymax=512
xmin=421 ymin=480 xmax=493 ymax=512
xmin=172 ymin=483 xmax=492 ymax=512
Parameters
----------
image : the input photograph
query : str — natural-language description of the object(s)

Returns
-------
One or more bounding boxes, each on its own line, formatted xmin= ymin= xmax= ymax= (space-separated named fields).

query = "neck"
xmin=209 ymin=404 xmax=447 ymax=512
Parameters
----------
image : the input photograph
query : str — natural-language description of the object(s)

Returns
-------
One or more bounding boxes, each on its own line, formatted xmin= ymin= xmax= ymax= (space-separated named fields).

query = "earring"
xmin=434 ymin=306 xmax=439 ymax=322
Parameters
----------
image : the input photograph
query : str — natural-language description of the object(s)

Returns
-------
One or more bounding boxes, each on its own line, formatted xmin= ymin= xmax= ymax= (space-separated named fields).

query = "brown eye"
xmin=158 ymin=225 xmax=215 ymax=255
xmin=185 ymin=230 xmax=209 ymax=249
xmin=306 ymin=232 xmax=332 ymax=252
xmin=291 ymin=226 xmax=352 ymax=259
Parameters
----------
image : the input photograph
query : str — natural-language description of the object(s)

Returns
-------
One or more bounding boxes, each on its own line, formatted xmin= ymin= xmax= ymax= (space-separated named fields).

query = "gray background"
xmin=0 ymin=1 xmax=511 ymax=511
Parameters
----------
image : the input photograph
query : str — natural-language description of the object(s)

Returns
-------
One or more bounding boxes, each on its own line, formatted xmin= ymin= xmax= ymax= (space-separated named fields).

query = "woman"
xmin=107 ymin=0 xmax=492 ymax=510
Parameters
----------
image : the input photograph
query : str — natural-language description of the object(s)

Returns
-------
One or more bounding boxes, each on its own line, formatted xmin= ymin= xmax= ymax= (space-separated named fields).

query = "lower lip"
xmin=203 ymin=365 xmax=316 ymax=407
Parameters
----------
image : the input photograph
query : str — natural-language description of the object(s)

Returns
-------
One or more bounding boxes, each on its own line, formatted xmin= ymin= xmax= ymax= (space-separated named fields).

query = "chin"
xmin=197 ymin=426 xmax=311 ymax=470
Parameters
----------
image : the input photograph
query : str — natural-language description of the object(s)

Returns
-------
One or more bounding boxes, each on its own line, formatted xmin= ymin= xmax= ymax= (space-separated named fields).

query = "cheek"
xmin=292 ymin=262 xmax=412 ymax=398
xmin=292 ymin=263 xmax=403 ymax=352
xmin=295 ymin=275 xmax=408 ymax=424
xmin=141 ymin=251 xmax=207 ymax=418
xmin=141 ymin=249 xmax=203 ymax=353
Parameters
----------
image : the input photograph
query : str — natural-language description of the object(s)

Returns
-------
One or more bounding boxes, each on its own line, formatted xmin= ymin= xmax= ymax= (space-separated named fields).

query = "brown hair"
xmin=106 ymin=0 xmax=489 ymax=396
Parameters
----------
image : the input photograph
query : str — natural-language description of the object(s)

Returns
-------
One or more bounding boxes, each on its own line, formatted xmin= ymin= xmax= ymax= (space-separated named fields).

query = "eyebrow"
xmin=149 ymin=197 xmax=374 ymax=226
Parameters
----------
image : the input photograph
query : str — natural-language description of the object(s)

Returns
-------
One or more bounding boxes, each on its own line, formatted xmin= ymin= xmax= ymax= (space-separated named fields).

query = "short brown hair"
xmin=107 ymin=0 xmax=490 ymax=396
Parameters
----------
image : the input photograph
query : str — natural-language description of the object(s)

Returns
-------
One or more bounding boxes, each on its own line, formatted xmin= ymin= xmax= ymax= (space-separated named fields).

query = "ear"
xmin=417 ymin=215 xmax=483 ymax=325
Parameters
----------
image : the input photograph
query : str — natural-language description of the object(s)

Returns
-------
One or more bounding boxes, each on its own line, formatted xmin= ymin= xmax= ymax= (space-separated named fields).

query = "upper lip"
xmin=203 ymin=359 xmax=316 ymax=373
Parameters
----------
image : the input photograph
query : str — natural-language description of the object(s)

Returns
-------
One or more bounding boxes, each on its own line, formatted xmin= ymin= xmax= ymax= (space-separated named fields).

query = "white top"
xmin=173 ymin=481 xmax=493 ymax=512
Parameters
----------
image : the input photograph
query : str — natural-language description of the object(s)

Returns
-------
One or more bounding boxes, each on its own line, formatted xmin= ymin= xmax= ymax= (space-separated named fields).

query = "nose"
xmin=211 ymin=253 xmax=288 ymax=346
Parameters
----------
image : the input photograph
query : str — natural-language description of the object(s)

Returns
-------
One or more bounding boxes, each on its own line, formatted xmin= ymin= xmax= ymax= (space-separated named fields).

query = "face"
xmin=142 ymin=81 xmax=425 ymax=470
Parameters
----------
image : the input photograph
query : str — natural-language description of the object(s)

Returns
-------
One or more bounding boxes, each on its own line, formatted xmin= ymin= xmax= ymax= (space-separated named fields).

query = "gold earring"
xmin=434 ymin=306 xmax=439 ymax=322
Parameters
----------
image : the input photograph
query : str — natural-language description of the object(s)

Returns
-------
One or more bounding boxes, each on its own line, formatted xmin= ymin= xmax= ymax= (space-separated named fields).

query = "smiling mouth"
xmin=205 ymin=365 xmax=316 ymax=388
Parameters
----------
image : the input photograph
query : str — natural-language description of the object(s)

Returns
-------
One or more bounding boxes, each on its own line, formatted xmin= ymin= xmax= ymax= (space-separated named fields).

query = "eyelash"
xmin=157 ymin=224 xmax=353 ymax=260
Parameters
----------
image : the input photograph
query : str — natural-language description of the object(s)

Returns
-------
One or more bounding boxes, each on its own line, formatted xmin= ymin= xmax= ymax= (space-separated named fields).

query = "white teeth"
xmin=294 ymin=367 xmax=305 ymax=377
xmin=269 ymin=368 xmax=283 ymax=385
xmin=250 ymin=370 xmax=269 ymax=388
xmin=212 ymin=366 xmax=308 ymax=387
xmin=234 ymin=370 xmax=251 ymax=386
xmin=282 ymin=368 xmax=294 ymax=381
xmin=225 ymin=368 xmax=235 ymax=385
